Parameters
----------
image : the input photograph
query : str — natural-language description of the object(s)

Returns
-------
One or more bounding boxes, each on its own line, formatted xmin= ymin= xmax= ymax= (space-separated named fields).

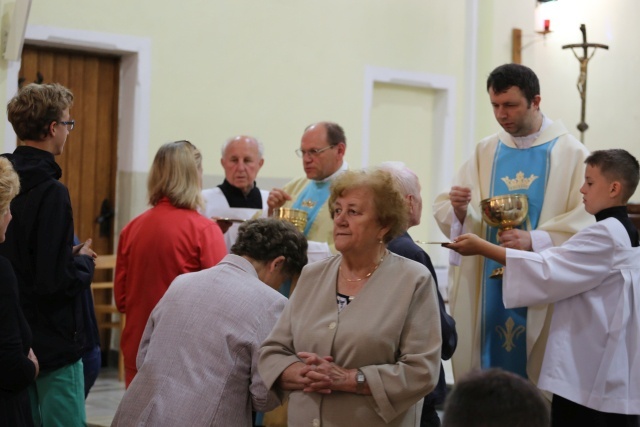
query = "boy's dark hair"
xmin=486 ymin=64 xmax=540 ymax=107
xmin=231 ymin=218 xmax=308 ymax=277
xmin=585 ymin=149 xmax=640 ymax=203
xmin=442 ymin=368 xmax=549 ymax=427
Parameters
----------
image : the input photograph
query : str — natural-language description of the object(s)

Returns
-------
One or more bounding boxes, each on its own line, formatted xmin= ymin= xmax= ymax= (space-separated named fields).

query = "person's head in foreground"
xmin=231 ymin=217 xmax=308 ymax=287
xmin=441 ymin=368 xmax=549 ymax=427
xmin=581 ymin=149 xmax=639 ymax=215
xmin=328 ymin=168 xmax=408 ymax=255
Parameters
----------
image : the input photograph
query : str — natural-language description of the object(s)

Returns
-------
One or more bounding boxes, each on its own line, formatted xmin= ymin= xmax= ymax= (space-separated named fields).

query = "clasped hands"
xmin=278 ymin=352 xmax=353 ymax=395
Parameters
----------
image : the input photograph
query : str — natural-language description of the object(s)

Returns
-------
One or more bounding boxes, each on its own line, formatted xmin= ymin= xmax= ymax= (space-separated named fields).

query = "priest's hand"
xmin=449 ymin=186 xmax=472 ymax=223
xmin=499 ymin=229 xmax=532 ymax=250
xmin=267 ymin=188 xmax=292 ymax=216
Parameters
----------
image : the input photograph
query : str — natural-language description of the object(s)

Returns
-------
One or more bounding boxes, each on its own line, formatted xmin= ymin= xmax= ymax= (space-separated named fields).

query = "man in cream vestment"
xmin=267 ymin=121 xmax=347 ymax=260
xmin=433 ymin=64 xmax=592 ymax=385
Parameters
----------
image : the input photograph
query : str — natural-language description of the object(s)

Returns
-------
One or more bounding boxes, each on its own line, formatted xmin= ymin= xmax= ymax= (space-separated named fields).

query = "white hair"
xmin=376 ymin=161 xmax=420 ymax=197
xmin=221 ymin=135 xmax=264 ymax=158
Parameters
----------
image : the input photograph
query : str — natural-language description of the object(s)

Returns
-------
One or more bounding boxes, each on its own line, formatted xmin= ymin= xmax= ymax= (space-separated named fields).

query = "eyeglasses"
xmin=295 ymin=145 xmax=335 ymax=158
xmin=59 ymin=120 xmax=75 ymax=131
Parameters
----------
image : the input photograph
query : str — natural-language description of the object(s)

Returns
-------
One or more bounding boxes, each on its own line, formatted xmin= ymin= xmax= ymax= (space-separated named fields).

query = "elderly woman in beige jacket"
xmin=259 ymin=168 xmax=442 ymax=427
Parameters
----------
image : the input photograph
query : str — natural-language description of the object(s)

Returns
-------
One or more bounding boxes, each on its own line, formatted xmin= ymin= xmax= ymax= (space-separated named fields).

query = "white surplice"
xmin=202 ymin=187 xmax=269 ymax=252
xmin=504 ymin=218 xmax=640 ymax=414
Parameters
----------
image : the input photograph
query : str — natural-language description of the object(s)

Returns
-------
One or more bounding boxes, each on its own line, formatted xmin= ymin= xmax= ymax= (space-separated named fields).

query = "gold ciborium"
xmin=480 ymin=194 xmax=529 ymax=278
xmin=272 ymin=208 xmax=308 ymax=233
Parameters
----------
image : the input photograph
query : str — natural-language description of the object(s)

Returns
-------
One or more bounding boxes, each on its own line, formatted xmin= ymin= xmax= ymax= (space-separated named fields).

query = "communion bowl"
xmin=480 ymin=194 xmax=529 ymax=230
xmin=272 ymin=207 xmax=308 ymax=233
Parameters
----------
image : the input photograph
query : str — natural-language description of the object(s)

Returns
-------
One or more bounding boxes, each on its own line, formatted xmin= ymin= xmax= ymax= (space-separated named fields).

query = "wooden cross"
xmin=562 ymin=24 xmax=608 ymax=143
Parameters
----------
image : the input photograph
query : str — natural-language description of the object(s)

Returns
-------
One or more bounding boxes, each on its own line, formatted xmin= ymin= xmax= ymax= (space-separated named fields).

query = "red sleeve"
xmin=114 ymin=227 xmax=130 ymax=312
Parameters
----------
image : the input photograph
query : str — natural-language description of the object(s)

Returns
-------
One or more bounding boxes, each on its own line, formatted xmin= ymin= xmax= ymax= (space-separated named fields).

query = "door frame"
xmin=4 ymin=25 xmax=151 ymax=174
xmin=4 ymin=25 xmax=152 ymax=242
xmin=361 ymin=65 xmax=456 ymax=265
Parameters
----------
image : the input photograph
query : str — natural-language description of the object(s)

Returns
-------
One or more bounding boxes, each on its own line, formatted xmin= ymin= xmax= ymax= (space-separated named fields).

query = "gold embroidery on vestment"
xmin=501 ymin=171 xmax=538 ymax=191
xmin=495 ymin=317 xmax=525 ymax=352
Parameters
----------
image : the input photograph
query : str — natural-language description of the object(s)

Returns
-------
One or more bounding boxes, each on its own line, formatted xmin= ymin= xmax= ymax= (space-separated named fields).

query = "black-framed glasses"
xmin=60 ymin=120 xmax=75 ymax=131
xmin=295 ymin=145 xmax=335 ymax=158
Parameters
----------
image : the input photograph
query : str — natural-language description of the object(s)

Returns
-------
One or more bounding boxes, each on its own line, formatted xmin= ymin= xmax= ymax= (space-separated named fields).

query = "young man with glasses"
xmin=0 ymin=83 xmax=96 ymax=426
xmin=267 ymin=121 xmax=347 ymax=255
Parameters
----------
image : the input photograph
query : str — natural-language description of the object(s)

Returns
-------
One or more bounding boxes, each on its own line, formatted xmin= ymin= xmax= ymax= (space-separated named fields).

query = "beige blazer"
xmin=259 ymin=252 xmax=442 ymax=427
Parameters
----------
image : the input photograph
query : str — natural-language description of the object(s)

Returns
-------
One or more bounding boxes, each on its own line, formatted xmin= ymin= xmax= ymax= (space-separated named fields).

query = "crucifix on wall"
xmin=562 ymin=24 xmax=608 ymax=143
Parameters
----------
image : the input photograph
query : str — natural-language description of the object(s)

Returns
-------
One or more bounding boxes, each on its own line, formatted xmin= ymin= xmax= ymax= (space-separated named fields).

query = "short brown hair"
xmin=585 ymin=149 xmax=640 ymax=203
xmin=7 ymin=83 xmax=74 ymax=142
xmin=0 ymin=157 xmax=20 ymax=213
xmin=148 ymin=140 xmax=204 ymax=210
xmin=328 ymin=168 xmax=407 ymax=243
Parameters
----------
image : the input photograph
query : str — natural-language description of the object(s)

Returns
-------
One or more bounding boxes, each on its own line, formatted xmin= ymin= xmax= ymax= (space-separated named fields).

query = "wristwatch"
xmin=356 ymin=369 xmax=366 ymax=394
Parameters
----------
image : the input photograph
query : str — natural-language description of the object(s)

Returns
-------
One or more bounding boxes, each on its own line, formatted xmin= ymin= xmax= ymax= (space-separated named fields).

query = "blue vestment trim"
xmin=291 ymin=180 xmax=331 ymax=237
xmin=480 ymin=138 xmax=558 ymax=378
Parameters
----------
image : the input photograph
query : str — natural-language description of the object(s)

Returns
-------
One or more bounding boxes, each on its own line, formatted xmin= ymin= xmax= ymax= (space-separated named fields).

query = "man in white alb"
xmin=202 ymin=135 xmax=269 ymax=251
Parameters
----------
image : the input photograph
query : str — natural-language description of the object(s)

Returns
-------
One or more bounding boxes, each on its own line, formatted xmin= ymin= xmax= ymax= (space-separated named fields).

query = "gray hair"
xmin=231 ymin=218 xmax=308 ymax=277
xmin=376 ymin=161 xmax=420 ymax=198
xmin=221 ymin=135 xmax=264 ymax=158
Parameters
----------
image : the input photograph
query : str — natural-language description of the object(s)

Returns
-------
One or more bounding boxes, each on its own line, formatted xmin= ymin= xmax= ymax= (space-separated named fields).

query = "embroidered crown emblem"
xmin=501 ymin=171 xmax=538 ymax=191
xmin=301 ymin=199 xmax=316 ymax=208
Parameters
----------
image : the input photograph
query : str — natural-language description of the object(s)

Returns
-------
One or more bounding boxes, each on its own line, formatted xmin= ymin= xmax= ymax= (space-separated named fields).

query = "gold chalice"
xmin=272 ymin=208 xmax=308 ymax=233
xmin=480 ymin=194 xmax=529 ymax=278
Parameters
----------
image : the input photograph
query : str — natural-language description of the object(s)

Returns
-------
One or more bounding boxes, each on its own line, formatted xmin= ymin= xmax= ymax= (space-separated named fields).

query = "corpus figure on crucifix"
xmin=562 ymin=24 xmax=608 ymax=142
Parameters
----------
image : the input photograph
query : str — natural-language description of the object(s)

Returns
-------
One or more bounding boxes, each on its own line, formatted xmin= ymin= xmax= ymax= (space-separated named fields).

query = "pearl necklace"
xmin=339 ymin=253 xmax=386 ymax=282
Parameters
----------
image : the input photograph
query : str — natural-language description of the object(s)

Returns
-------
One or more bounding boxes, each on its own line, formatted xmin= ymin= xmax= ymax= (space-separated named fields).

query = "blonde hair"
xmin=147 ymin=140 xmax=203 ymax=210
xmin=328 ymin=168 xmax=408 ymax=243
xmin=0 ymin=157 xmax=20 ymax=213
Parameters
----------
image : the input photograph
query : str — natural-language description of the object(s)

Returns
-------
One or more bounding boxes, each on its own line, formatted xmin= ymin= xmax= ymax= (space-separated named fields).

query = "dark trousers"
xmin=82 ymin=345 xmax=101 ymax=398
xmin=421 ymin=404 xmax=441 ymax=427
xmin=552 ymin=394 xmax=640 ymax=427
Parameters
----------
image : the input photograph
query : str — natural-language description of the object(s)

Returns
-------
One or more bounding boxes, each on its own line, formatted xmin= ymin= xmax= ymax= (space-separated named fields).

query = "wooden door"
xmin=18 ymin=45 xmax=119 ymax=257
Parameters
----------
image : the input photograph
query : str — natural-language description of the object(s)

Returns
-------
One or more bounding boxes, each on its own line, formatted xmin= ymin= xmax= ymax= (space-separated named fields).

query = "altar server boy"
xmin=446 ymin=149 xmax=640 ymax=427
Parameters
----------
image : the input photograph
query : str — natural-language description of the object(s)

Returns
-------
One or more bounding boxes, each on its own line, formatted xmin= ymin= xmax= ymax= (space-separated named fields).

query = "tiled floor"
xmin=86 ymin=368 xmax=125 ymax=427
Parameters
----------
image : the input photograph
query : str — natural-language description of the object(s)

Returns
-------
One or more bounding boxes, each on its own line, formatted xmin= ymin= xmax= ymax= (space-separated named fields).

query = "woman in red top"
xmin=115 ymin=140 xmax=226 ymax=386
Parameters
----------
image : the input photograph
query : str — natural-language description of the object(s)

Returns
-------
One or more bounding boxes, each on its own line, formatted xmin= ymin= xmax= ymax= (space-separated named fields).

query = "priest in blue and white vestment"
xmin=433 ymin=63 xmax=593 ymax=386
xmin=267 ymin=121 xmax=347 ymax=261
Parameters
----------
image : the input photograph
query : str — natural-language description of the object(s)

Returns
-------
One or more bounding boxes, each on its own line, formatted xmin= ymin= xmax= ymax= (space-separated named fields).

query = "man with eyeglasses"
xmin=267 ymin=121 xmax=347 ymax=256
xmin=202 ymin=135 xmax=269 ymax=251
xmin=0 ymin=83 xmax=96 ymax=426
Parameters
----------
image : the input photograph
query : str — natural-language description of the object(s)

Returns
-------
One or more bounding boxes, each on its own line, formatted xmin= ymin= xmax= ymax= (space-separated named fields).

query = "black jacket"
xmin=0 ymin=256 xmax=35 ymax=427
xmin=0 ymin=146 xmax=94 ymax=371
